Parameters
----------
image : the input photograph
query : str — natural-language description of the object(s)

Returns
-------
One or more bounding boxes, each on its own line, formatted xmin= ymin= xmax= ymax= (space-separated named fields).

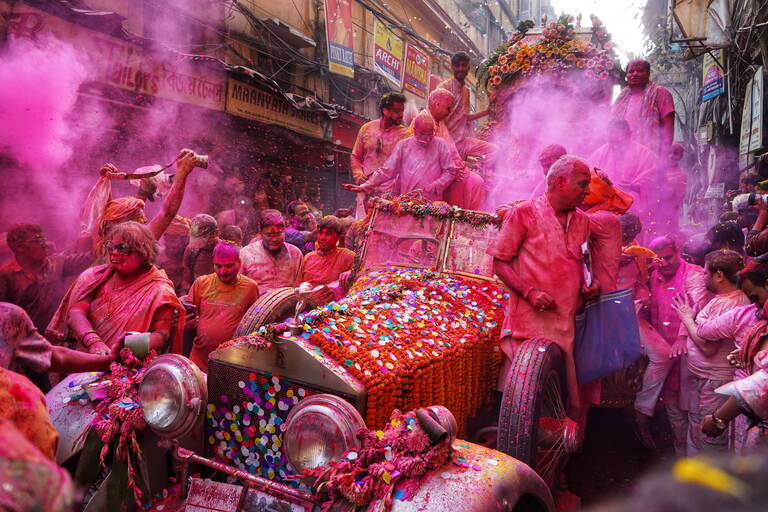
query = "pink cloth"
xmin=588 ymin=210 xmax=622 ymax=293
xmin=487 ymin=195 xmax=589 ymax=406
xmin=360 ymin=137 xmax=457 ymax=201
xmin=436 ymin=77 xmax=473 ymax=143
xmin=696 ymin=303 xmax=760 ymax=349
xmin=240 ymin=241 xmax=303 ymax=294
xmin=350 ymin=120 xmax=410 ymax=184
xmin=649 ymin=259 xmax=710 ymax=344
xmin=589 ymin=141 xmax=656 ymax=219
xmin=613 ymin=83 xmax=675 ymax=156
xmin=686 ymin=290 xmax=750 ymax=381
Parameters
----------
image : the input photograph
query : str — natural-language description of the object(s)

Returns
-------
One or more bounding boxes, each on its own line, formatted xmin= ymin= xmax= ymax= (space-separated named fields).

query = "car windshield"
xmin=361 ymin=210 xmax=445 ymax=269
xmin=446 ymin=221 xmax=499 ymax=277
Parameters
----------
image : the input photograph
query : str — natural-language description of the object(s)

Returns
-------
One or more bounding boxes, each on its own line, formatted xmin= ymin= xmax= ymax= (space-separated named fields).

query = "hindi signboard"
xmin=373 ymin=19 xmax=404 ymax=86
xmin=403 ymin=43 xmax=428 ymax=98
xmin=324 ymin=0 xmax=355 ymax=77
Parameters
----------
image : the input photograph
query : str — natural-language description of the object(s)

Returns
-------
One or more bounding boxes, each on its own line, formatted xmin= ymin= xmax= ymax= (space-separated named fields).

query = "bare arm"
xmin=350 ymin=129 xmax=367 ymax=184
xmin=467 ymin=109 xmax=489 ymax=122
xmin=661 ymin=113 xmax=675 ymax=154
xmin=50 ymin=345 xmax=114 ymax=373
xmin=147 ymin=305 xmax=175 ymax=353
xmin=148 ymin=151 xmax=197 ymax=240
xmin=68 ymin=301 xmax=111 ymax=356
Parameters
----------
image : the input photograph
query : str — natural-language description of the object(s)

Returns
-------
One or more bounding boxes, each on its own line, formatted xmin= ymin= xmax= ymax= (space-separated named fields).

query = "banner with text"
xmin=403 ymin=43 xmax=428 ymax=98
xmin=373 ymin=19 xmax=403 ymax=87
xmin=0 ymin=4 xmax=225 ymax=110
xmin=701 ymin=49 xmax=725 ymax=101
xmin=324 ymin=0 xmax=355 ymax=78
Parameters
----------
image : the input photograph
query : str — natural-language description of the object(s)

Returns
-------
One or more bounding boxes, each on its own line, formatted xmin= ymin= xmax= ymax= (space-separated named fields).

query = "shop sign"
xmin=403 ymin=43 xmax=428 ymax=99
xmin=373 ymin=19 xmax=404 ymax=87
xmin=739 ymin=67 xmax=764 ymax=154
xmin=0 ymin=3 xmax=225 ymax=110
xmin=226 ymin=78 xmax=324 ymax=139
xmin=701 ymin=49 xmax=725 ymax=101
xmin=324 ymin=0 xmax=355 ymax=77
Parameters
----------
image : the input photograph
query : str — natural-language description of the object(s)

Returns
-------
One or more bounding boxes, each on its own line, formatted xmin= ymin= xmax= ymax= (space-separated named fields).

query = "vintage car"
xmin=47 ymin=197 xmax=556 ymax=512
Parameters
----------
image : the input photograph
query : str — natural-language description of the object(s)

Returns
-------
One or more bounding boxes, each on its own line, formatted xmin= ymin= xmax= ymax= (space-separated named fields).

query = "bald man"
xmin=488 ymin=156 xmax=594 ymax=415
xmin=421 ymin=88 xmax=495 ymax=210
xmin=344 ymin=113 xmax=457 ymax=201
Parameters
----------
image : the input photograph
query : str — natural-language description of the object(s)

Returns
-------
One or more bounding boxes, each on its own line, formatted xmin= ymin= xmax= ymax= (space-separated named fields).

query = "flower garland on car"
xmin=477 ymin=13 xmax=620 ymax=91
xmin=294 ymin=267 xmax=506 ymax=432
xmin=369 ymin=196 xmax=500 ymax=228
xmin=296 ymin=408 xmax=453 ymax=511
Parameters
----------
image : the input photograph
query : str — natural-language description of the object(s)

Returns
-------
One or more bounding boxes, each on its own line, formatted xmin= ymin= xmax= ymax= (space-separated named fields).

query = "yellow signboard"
xmin=226 ymin=79 xmax=323 ymax=139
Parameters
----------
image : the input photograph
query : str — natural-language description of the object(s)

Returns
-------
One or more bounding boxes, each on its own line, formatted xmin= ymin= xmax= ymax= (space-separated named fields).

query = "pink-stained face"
xmin=626 ymin=60 xmax=650 ymax=88
xmin=106 ymin=235 xmax=143 ymax=275
xmin=316 ymin=227 xmax=340 ymax=252
xmin=655 ymin=245 xmax=680 ymax=279
xmin=214 ymin=251 xmax=240 ymax=284
xmin=382 ymin=102 xmax=405 ymax=126
xmin=554 ymin=167 xmax=591 ymax=209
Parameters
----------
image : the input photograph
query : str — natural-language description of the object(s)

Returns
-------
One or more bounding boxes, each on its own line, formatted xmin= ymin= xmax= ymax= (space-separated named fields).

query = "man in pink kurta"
xmin=488 ymin=156 xmax=593 ymax=413
xmin=612 ymin=59 xmax=675 ymax=161
xmin=350 ymin=93 xmax=410 ymax=217
xmin=420 ymin=88 xmax=492 ymax=210
xmin=436 ymin=52 xmax=490 ymax=161
xmin=347 ymin=113 xmax=457 ymax=202
xmin=634 ymin=236 xmax=710 ymax=454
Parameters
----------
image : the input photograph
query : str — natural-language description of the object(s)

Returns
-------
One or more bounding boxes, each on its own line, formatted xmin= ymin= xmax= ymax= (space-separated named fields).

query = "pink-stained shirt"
xmin=436 ymin=77 xmax=473 ymax=143
xmin=588 ymin=210 xmax=622 ymax=293
xmin=240 ymin=241 xmax=303 ymax=294
xmin=350 ymin=120 xmax=410 ymax=184
xmin=685 ymin=290 xmax=750 ymax=380
xmin=300 ymin=247 xmax=355 ymax=287
xmin=589 ymin=141 xmax=656 ymax=216
xmin=360 ymin=137 xmax=457 ymax=201
xmin=649 ymin=259 xmax=710 ymax=345
xmin=615 ymin=84 xmax=675 ymax=156
xmin=487 ymin=195 xmax=590 ymax=401
xmin=696 ymin=303 xmax=760 ymax=350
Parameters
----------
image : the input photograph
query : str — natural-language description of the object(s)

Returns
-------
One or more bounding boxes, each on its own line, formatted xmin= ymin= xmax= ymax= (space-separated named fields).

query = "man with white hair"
xmin=344 ymin=112 xmax=457 ymax=201
xmin=488 ymin=155 xmax=594 ymax=415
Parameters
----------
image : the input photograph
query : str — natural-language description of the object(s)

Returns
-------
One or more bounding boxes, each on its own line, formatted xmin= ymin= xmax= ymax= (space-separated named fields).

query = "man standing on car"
xmin=487 ymin=155 xmax=596 ymax=418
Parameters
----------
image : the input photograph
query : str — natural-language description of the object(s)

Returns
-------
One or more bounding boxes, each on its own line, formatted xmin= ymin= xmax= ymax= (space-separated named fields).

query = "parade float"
xmin=477 ymin=14 xmax=623 ymax=199
xmin=47 ymin=196 xmax=554 ymax=512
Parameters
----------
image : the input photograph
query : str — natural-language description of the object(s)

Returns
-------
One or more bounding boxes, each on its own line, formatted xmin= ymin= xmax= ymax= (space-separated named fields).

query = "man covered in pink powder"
xmin=350 ymin=92 xmax=410 ymax=217
xmin=613 ymin=59 xmax=675 ymax=161
xmin=590 ymin=119 xmax=656 ymax=223
xmin=488 ymin=155 xmax=595 ymax=416
xmin=420 ymin=88 xmax=494 ymax=210
xmin=633 ymin=236 xmax=710 ymax=454
xmin=344 ymin=112 xmax=457 ymax=202
xmin=436 ymin=52 xmax=489 ymax=158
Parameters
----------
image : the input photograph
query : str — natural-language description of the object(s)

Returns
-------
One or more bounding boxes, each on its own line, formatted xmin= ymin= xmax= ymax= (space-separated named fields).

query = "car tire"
xmin=234 ymin=287 xmax=303 ymax=337
xmin=497 ymin=337 xmax=566 ymax=474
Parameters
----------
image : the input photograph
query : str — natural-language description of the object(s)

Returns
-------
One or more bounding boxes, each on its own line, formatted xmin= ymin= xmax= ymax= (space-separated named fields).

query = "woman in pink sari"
xmin=47 ymin=222 xmax=184 ymax=356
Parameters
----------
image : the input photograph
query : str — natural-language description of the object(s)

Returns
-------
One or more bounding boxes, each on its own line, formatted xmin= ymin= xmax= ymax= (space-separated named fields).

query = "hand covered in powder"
xmin=669 ymin=339 xmax=688 ymax=358
xmin=99 ymin=163 xmax=126 ymax=180
xmin=343 ymin=183 xmax=364 ymax=192
xmin=175 ymin=149 xmax=198 ymax=177
xmin=671 ymin=293 xmax=694 ymax=321
xmin=526 ymin=289 xmax=556 ymax=311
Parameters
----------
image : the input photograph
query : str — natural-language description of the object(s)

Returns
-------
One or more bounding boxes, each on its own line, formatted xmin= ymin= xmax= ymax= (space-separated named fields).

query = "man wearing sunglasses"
xmin=350 ymin=92 xmax=410 ymax=218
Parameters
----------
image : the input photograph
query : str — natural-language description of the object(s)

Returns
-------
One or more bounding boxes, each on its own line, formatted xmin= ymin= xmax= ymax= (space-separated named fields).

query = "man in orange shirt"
xmin=300 ymin=216 xmax=355 ymax=288
xmin=187 ymin=242 xmax=259 ymax=371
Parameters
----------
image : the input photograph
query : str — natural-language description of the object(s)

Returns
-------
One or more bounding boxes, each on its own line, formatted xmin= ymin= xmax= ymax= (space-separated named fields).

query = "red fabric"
xmin=300 ymin=247 xmax=355 ymax=287
xmin=588 ymin=210 xmax=622 ymax=293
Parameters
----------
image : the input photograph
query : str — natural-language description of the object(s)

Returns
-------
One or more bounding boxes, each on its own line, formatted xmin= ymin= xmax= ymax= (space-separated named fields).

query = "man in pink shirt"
xmin=672 ymin=249 xmax=749 ymax=454
xmin=634 ymin=236 xmax=710 ymax=455
xmin=240 ymin=210 xmax=303 ymax=294
xmin=350 ymin=93 xmax=410 ymax=217
xmin=590 ymin=120 xmax=656 ymax=227
xmin=436 ymin=52 xmax=489 ymax=160
xmin=612 ymin=59 xmax=675 ymax=162
xmin=345 ymin=113 xmax=457 ymax=201
xmin=488 ymin=155 xmax=594 ymax=415
xmin=421 ymin=88 xmax=493 ymax=210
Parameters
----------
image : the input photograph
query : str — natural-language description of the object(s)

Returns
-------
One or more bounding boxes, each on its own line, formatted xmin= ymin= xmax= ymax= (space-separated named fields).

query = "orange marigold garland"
xmin=295 ymin=267 xmax=506 ymax=433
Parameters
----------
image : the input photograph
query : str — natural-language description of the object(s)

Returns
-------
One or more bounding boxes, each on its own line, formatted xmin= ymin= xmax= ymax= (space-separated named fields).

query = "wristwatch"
xmin=711 ymin=413 xmax=728 ymax=430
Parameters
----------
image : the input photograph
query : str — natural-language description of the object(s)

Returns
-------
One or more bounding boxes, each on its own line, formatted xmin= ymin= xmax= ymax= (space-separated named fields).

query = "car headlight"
xmin=139 ymin=354 xmax=206 ymax=439
xmin=283 ymin=394 xmax=365 ymax=472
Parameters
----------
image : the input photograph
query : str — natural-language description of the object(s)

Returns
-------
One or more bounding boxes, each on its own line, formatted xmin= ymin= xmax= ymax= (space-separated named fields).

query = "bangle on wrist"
xmin=81 ymin=330 xmax=99 ymax=346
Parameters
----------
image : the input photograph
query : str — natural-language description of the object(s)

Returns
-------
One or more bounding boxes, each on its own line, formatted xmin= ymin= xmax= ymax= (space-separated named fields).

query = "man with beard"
xmin=436 ymin=52 xmax=489 ymax=154
xmin=671 ymin=249 xmax=749 ymax=454
xmin=487 ymin=156 xmax=595 ymax=417
xmin=350 ymin=92 xmax=410 ymax=217
xmin=344 ymin=112 xmax=457 ymax=201
xmin=240 ymin=210 xmax=303 ymax=293
xmin=633 ymin=236 xmax=710 ymax=455
xmin=186 ymin=242 xmax=259 ymax=372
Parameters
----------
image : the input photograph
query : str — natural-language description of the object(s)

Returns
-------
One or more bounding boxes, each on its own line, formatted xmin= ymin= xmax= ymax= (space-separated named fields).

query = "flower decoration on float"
xmin=369 ymin=196 xmax=500 ymax=228
xmin=476 ymin=13 xmax=621 ymax=92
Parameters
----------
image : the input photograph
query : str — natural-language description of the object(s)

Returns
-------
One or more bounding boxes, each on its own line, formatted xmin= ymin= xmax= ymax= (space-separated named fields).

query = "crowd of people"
xmin=2 ymin=50 xmax=768 ymax=509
